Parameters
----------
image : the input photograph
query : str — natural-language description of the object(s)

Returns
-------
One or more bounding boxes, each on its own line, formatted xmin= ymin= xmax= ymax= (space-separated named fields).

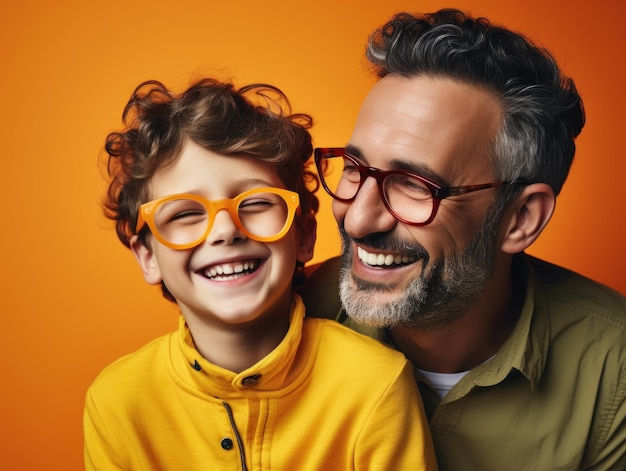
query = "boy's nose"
xmin=206 ymin=208 xmax=246 ymax=245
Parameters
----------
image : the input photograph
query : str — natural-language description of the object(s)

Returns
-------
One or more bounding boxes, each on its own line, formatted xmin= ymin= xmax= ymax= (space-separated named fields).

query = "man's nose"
xmin=335 ymin=177 xmax=398 ymax=239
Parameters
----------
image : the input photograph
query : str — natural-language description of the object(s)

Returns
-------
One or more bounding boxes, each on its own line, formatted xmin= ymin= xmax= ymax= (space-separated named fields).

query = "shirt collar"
xmin=447 ymin=253 xmax=550 ymax=399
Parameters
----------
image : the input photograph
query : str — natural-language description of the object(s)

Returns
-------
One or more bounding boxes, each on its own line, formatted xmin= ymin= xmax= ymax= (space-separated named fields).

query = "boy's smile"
xmin=199 ymin=258 xmax=259 ymax=281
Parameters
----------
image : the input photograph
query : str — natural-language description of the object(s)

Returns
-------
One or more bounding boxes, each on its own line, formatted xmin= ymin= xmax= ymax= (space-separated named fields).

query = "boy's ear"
xmin=130 ymin=235 xmax=163 ymax=285
xmin=296 ymin=212 xmax=317 ymax=264
xmin=499 ymin=183 xmax=556 ymax=254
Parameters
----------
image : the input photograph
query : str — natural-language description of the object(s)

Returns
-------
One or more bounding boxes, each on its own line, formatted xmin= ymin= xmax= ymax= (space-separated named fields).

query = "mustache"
xmin=338 ymin=227 xmax=429 ymax=260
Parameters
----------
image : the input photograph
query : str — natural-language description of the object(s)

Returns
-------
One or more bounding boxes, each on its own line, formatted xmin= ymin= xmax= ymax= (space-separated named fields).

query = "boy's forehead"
xmin=148 ymin=142 xmax=285 ymax=198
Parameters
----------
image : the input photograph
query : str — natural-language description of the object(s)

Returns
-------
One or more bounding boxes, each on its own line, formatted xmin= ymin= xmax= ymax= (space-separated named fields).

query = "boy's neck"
xmin=182 ymin=296 xmax=292 ymax=373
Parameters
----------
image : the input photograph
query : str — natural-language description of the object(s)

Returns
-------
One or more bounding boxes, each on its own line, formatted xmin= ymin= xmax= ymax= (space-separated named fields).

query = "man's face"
xmin=333 ymin=74 xmax=504 ymax=329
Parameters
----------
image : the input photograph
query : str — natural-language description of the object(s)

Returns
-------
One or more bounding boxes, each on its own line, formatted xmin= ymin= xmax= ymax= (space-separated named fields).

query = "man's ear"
xmin=130 ymin=235 xmax=163 ymax=285
xmin=296 ymin=212 xmax=317 ymax=264
xmin=500 ymin=183 xmax=556 ymax=254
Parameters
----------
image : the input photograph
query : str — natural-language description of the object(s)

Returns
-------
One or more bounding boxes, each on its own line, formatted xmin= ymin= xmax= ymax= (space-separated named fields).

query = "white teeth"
xmin=205 ymin=260 xmax=257 ymax=279
xmin=357 ymin=246 xmax=417 ymax=267
xmin=367 ymin=252 xmax=377 ymax=265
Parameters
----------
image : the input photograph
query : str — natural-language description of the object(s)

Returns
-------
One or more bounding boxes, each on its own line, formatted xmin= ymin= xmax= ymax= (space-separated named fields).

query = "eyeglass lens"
xmin=152 ymin=191 xmax=291 ymax=246
xmin=319 ymin=153 xmax=436 ymax=225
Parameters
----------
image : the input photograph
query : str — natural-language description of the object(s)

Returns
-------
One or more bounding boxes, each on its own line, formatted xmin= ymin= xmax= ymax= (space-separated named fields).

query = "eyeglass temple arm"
xmin=434 ymin=180 xmax=529 ymax=199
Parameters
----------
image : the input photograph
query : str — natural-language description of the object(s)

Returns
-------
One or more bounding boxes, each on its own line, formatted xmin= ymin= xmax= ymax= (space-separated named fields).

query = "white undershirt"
xmin=417 ymin=369 xmax=469 ymax=399
xmin=418 ymin=355 xmax=496 ymax=399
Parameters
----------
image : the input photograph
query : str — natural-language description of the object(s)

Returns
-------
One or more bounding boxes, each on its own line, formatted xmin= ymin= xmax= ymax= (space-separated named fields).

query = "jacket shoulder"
xmin=87 ymin=333 xmax=173 ymax=397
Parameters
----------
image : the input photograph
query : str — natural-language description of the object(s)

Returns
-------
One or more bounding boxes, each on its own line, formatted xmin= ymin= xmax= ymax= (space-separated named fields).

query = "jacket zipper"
xmin=222 ymin=402 xmax=248 ymax=471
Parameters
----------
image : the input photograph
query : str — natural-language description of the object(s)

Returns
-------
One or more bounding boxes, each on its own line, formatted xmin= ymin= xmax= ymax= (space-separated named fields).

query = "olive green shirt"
xmin=297 ymin=254 xmax=626 ymax=470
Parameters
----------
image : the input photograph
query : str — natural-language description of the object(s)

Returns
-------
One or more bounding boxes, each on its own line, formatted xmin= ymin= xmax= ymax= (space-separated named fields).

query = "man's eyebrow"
xmin=344 ymin=143 xmax=449 ymax=186
xmin=345 ymin=143 xmax=363 ymax=159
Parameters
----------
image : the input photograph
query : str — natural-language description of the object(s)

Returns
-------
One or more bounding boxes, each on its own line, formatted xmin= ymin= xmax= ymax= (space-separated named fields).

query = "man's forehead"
xmin=348 ymin=74 xmax=501 ymax=181
xmin=358 ymin=74 xmax=500 ymax=124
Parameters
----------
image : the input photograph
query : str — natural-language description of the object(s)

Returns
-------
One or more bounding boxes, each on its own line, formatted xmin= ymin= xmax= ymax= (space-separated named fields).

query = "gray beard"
xmin=338 ymin=212 xmax=499 ymax=330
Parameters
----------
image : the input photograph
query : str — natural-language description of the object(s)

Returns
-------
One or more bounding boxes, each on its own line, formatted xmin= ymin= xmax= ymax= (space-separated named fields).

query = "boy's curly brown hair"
xmin=102 ymin=78 xmax=319 ymax=301
xmin=103 ymin=78 xmax=319 ymax=249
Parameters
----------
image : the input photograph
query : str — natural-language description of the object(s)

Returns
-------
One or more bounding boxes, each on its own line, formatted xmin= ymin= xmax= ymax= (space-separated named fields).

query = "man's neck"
xmin=390 ymin=267 xmax=521 ymax=373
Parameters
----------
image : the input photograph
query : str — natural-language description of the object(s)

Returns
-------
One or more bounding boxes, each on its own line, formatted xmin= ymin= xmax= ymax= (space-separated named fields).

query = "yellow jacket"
xmin=84 ymin=295 xmax=437 ymax=470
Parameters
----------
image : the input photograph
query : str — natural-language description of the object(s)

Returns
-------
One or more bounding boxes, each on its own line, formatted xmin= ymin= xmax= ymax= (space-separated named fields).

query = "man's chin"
xmin=339 ymin=273 xmax=419 ymax=329
xmin=341 ymin=259 xmax=413 ymax=293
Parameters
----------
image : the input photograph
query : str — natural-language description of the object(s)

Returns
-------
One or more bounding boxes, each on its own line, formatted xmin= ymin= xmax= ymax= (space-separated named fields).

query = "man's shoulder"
xmin=294 ymin=256 xmax=343 ymax=321
xmin=528 ymin=255 xmax=625 ymax=324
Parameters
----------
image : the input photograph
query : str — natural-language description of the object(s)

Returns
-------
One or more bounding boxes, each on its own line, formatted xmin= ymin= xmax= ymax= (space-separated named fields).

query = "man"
xmin=298 ymin=8 xmax=626 ymax=471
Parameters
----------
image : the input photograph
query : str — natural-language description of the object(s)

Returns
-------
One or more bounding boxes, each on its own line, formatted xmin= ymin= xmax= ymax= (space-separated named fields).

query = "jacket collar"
xmin=169 ymin=294 xmax=315 ymax=398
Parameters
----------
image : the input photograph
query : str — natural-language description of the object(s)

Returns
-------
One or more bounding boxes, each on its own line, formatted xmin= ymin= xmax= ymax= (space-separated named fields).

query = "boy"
xmin=84 ymin=78 xmax=437 ymax=470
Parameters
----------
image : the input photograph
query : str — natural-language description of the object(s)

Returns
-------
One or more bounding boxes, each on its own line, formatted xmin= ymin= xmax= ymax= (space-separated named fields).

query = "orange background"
xmin=1 ymin=0 xmax=624 ymax=468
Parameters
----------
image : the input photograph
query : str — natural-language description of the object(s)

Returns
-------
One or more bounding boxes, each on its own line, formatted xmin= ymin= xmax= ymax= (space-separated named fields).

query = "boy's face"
xmin=130 ymin=141 xmax=314 ymax=328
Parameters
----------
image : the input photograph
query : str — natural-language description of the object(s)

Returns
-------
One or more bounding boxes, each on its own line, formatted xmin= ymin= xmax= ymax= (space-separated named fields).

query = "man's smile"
xmin=356 ymin=246 xmax=420 ymax=268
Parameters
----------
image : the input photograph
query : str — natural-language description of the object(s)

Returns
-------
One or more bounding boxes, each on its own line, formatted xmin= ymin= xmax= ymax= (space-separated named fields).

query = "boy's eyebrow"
xmin=344 ymin=144 xmax=449 ymax=186
xmin=239 ymin=178 xmax=281 ymax=188
xmin=229 ymin=178 xmax=285 ymax=195
xmin=159 ymin=178 xmax=282 ymax=199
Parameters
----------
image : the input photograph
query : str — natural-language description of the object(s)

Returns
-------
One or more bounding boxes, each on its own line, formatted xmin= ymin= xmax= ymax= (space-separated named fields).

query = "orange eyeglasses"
xmin=135 ymin=187 xmax=300 ymax=249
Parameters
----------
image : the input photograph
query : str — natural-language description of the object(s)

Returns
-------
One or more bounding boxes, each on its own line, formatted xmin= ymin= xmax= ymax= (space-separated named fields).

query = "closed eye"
xmin=166 ymin=210 xmax=206 ymax=225
xmin=239 ymin=198 xmax=275 ymax=213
